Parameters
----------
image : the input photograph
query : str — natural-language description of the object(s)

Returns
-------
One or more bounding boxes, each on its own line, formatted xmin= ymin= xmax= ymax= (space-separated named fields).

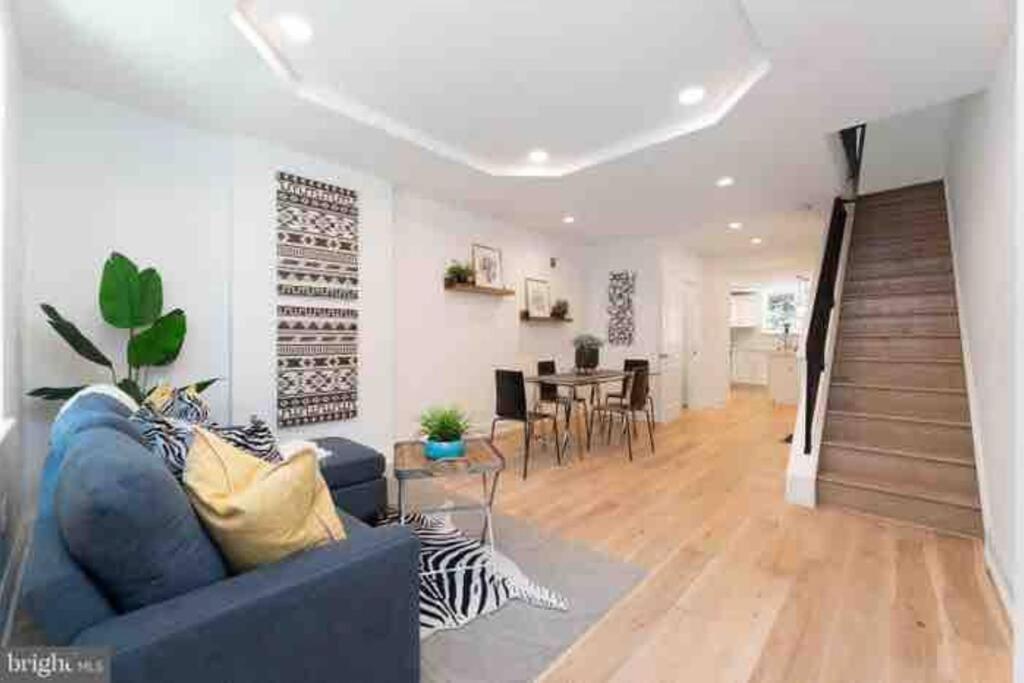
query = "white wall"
xmin=231 ymin=139 xmax=396 ymax=453
xmin=860 ymin=101 xmax=954 ymax=195
xmin=20 ymin=82 xmax=233 ymax=462
xmin=0 ymin=0 xmax=22 ymax=641
xmin=393 ymin=193 xmax=585 ymax=437
xmin=946 ymin=33 xmax=1016 ymax=607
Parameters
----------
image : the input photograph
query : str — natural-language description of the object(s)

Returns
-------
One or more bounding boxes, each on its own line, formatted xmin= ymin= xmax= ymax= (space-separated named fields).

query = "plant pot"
xmin=425 ymin=439 xmax=466 ymax=460
xmin=575 ymin=346 xmax=599 ymax=372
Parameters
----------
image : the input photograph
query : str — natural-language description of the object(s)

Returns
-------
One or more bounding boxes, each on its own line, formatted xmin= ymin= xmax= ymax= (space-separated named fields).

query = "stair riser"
xmin=820 ymin=446 xmax=978 ymax=500
xmin=837 ymin=336 xmax=962 ymax=360
xmin=842 ymin=293 xmax=955 ymax=317
xmin=846 ymin=257 xmax=951 ymax=280
xmin=843 ymin=273 xmax=953 ymax=297
xmin=829 ymin=385 xmax=969 ymax=421
xmin=824 ymin=414 xmax=973 ymax=460
xmin=817 ymin=480 xmax=982 ymax=537
xmin=840 ymin=314 xmax=959 ymax=336
xmin=833 ymin=359 xmax=965 ymax=390
xmin=851 ymin=242 xmax=950 ymax=263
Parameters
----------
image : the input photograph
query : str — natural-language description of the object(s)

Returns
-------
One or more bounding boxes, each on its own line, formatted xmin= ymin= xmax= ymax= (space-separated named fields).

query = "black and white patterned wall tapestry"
xmin=276 ymin=172 xmax=359 ymax=427
xmin=607 ymin=270 xmax=636 ymax=346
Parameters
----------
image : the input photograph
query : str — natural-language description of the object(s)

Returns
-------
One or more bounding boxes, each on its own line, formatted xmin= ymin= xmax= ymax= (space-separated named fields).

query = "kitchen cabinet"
xmin=768 ymin=352 xmax=799 ymax=404
xmin=730 ymin=292 xmax=762 ymax=327
xmin=730 ymin=348 xmax=768 ymax=385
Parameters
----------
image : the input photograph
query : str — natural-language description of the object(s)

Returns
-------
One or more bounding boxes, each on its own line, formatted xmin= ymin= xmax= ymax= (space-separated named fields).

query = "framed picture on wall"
xmin=472 ymin=244 xmax=504 ymax=289
xmin=525 ymin=278 xmax=552 ymax=318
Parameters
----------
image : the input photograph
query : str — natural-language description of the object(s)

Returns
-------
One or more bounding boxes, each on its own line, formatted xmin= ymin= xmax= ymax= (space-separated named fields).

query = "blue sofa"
xmin=22 ymin=393 xmax=419 ymax=683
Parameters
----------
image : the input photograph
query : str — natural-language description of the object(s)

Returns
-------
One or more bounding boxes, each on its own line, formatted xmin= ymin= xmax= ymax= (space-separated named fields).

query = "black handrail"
xmin=803 ymin=197 xmax=847 ymax=453
xmin=802 ymin=124 xmax=865 ymax=453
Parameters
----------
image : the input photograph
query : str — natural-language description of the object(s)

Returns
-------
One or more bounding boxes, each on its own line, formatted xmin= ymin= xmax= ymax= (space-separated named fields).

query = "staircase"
xmin=816 ymin=181 xmax=982 ymax=537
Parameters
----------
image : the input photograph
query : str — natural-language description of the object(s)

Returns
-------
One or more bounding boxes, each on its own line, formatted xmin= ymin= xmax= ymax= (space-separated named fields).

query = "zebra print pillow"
xmin=133 ymin=387 xmax=282 ymax=478
xmin=378 ymin=509 xmax=567 ymax=638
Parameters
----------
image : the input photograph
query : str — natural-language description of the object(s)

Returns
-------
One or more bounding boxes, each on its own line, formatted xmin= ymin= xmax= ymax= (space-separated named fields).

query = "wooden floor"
xmin=439 ymin=386 xmax=1011 ymax=682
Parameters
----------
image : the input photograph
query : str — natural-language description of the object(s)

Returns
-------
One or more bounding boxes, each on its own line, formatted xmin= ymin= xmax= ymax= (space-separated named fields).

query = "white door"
xmin=682 ymin=282 xmax=701 ymax=406
xmin=658 ymin=275 xmax=685 ymax=422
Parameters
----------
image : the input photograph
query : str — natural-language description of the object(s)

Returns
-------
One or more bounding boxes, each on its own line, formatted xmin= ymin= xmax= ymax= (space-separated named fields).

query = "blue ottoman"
xmin=314 ymin=437 xmax=387 ymax=522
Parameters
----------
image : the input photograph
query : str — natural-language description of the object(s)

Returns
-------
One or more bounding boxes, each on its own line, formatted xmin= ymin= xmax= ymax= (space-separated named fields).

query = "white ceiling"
xmin=13 ymin=0 xmax=1010 ymax=257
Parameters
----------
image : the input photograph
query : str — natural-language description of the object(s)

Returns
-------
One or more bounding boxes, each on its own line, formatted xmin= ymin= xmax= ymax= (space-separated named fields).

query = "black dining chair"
xmin=589 ymin=366 xmax=655 ymax=461
xmin=536 ymin=360 xmax=593 ymax=448
xmin=604 ymin=359 xmax=656 ymax=432
xmin=491 ymin=369 xmax=563 ymax=479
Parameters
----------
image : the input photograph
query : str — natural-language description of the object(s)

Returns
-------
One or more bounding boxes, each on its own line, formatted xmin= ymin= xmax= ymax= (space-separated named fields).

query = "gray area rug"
xmin=403 ymin=483 xmax=646 ymax=683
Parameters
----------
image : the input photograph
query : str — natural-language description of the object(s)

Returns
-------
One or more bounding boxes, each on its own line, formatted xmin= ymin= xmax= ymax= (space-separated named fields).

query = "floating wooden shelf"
xmin=520 ymin=311 xmax=573 ymax=323
xmin=444 ymin=282 xmax=515 ymax=297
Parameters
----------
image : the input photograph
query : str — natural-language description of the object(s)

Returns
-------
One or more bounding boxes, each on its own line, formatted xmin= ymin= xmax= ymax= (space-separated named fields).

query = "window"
xmin=763 ymin=291 xmax=798 ymax=333
xmin=762 ymin=278 xmax=810 ymax=335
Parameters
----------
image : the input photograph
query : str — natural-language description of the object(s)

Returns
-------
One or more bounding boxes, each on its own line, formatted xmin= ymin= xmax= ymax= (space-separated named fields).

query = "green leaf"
xmin=99 ymin=252 xmax=141 ymax=329
xmin=190 ymin=378 xmax=219 ymax=394
xmin=28 ymin=386 xmax=86 ymax=401
xmin=137 ymin=268 xmax=163 ymax=326
xmin=128 ymin=309 xmax=186 ymax=368
xmin=117 ymin=378 xmax=146 ymax=404
xmin=40 ymin=304 xmax=113 ymax=369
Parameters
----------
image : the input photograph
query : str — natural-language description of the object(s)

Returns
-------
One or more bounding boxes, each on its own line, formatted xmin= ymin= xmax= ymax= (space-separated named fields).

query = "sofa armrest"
xmin=73 ymin=524 xmax=420 ymax=683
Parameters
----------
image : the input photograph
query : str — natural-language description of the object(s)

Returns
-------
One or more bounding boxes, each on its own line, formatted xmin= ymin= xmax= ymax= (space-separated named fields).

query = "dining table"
xmin=524 ymin=369 xmax=656 ymax=453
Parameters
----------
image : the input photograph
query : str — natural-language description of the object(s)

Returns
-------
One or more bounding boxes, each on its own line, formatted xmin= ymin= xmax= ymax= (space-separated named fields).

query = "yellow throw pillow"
xmin=183 ymin=427 xmax=345 ymax=572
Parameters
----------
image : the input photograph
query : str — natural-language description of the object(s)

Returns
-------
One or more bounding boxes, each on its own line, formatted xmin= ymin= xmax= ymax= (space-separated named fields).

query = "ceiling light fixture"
xmin=751 ymin=237 xmax=763 ymax=245
xmin=716 ymin=176 xmax=735 ymax=188
xmin=678 ymin=86 xmax=706 ymax=106
xmin=728 ymin=222 xmax=743 ymax=230
xmin=276 ymin=13 xmax=313 ymax=44
xmin=528 ymin=149 xmax=550 ymax=164
xmin=562 ymin=215 xmax=576 ymax=224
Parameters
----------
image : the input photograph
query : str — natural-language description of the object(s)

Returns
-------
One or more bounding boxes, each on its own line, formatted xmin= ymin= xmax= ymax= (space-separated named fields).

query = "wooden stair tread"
xmin=842 ymin=288 xmax=953 ymax=300
xmin=830 ymin=381 xmax=966 ymax=395
xmin=846 ymin=270 xmax=953 ymax=283
xmin=828 ymin=410 xmax=970 ymax=429
xmin=837 ymin=331 xmax=960 ymax=339
xmin=817 ymin=473 xmax=980 ymax=510
xmin=821 ymin=440 xmax=975 ymax=468
xmin=838 ymin=356 xmax=962 ymax=365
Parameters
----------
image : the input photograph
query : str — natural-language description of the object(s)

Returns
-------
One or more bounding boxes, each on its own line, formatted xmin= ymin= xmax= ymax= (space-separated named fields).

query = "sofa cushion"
xmin=183 ymin=429 xmax=345 ymax=573
xmin=56 ymin=428 xmax=227 ymax=613
xmin=315 ymin=437 xmax=386 ymax=489
xmin=41 ymin=392 xmax=147 ymax=517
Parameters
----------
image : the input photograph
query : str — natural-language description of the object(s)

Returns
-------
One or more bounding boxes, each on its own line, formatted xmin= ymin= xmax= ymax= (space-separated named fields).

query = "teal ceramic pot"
xmin=425 ymin=439 xmax=466 ymax=460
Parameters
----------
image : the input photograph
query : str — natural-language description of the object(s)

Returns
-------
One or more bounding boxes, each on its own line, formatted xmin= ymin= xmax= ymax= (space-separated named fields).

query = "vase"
xmin=575 ymin=346 xmax=599 ymax=372
xmin=425 ymin=439 xmax=466 ymax=460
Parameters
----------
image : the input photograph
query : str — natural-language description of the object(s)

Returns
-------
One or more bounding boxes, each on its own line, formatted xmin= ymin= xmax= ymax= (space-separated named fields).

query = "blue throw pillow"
xmin=56 ymin=428 xmax=227 ymax=612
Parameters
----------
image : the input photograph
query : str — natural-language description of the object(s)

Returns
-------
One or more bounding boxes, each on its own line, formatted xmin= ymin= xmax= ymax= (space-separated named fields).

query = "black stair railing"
xmin=802 ymin=123 xmax=865 ymax=454
xmin=803 ymin=197 xmax=847 ymax=453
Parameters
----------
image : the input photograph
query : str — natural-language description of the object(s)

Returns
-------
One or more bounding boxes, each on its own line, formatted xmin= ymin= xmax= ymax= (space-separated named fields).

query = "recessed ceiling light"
xmin=562 ymin=215 xmax=576 ymax=224
xmin=751 ymin=237 xmax=763 ymax=245
xmin=678 ymin=86 xmax=706 ymax=106
xmin=528 ymin=149 xmax=550 ymax=164
xmin=728 ymin=222 xmax=743 ymax=230
xmin=716 ymin=176 xmax=735 ymax=188
xmin=276 ymin=13 xmax=313 ymax=44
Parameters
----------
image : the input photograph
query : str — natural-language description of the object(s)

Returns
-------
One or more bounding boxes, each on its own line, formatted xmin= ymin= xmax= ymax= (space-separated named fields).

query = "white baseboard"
xmin=983 ymin=543 xmax=1014 ymax=633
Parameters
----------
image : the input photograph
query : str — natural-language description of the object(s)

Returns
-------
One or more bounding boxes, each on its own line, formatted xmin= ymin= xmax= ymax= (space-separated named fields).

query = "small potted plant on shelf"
xmin=420 ymin=405 xmax=471 ymax=460
xmin=444 ymin=261 xmax=475 ymax=288
xmin=550 ymin=299 xmax=569 ymax=320
xmin=572 ymin=333 xmax=604 ymax=373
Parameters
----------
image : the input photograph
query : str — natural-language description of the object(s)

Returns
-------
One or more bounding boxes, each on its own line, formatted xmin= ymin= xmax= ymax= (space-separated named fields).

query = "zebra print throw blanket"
xmin=379 ymin=509 xmax=568 ymax=638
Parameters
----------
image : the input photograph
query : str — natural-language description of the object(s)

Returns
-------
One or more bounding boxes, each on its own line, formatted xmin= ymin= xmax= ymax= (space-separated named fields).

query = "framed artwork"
xmin=472 ymin=244 xmax=504 ymax=289
xmin=525 ymin=278 xmax=552 ymax=318
xmin=607 ymin=270 xmax=636 ymax=345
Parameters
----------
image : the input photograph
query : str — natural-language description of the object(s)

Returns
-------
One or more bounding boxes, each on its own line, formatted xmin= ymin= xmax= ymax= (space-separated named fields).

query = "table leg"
xmin=480 ymin=470 xmax=501 ymax=549
xmin=398 ymin=479 xmax=406 ymax=525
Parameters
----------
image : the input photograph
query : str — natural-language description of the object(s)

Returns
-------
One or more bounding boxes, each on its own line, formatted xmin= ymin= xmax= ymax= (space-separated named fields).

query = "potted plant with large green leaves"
xmin=572 ymin=334 xmax=604 ymax=373
xmin=29 ymin=252 xmax=215 ymax=404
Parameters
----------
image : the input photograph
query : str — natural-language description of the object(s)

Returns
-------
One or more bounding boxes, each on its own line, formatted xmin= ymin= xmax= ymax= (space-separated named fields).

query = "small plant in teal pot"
xmin=420 ymin=406 xmax=470 ymax=460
